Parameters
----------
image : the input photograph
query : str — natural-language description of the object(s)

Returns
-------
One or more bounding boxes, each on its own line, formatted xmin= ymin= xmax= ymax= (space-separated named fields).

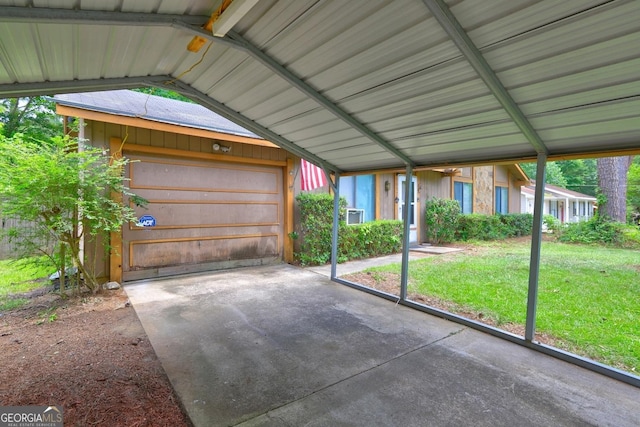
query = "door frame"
xmin=397 ymin=174 xmax=418 ymax=243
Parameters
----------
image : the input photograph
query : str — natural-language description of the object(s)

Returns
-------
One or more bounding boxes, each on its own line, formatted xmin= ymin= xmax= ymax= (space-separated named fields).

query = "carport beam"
xmin=400 ymin=165 xmax=413 ymax=301
xmin=330 ymin=173 xmax=341 ymax=280
xmin=525 ymin=154 xmax=547 ymax=341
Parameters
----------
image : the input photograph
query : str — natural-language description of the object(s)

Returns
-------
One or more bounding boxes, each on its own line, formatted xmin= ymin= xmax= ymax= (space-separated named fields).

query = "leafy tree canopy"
xmin=519 ymin=161 xmax=568 ymax=188
xmin=133 ymin=87 xmax=195 ymax=104
xmin=0 ymin=96 xmax=63 ymax=142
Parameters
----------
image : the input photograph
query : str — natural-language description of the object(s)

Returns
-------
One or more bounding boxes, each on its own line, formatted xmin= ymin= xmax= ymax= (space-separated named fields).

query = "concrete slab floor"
xmin=125 ymin=264 xmax=640 ymax=427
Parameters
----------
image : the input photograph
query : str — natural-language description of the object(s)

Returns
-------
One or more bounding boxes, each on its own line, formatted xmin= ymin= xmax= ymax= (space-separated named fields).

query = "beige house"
xmin=334 ymin=164 xmax=528 ymax=243
xmin=56 ymin=90 xmax=529 ymax=282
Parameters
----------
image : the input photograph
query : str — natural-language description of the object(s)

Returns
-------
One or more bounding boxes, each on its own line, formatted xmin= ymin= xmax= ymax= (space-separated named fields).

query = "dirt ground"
xmin=0 ymin=288 xmax=190 ymax=426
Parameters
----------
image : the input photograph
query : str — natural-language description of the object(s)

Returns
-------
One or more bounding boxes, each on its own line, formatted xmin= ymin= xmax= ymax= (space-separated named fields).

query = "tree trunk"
xmin=597 ymin=156 xmax=633 ymax=222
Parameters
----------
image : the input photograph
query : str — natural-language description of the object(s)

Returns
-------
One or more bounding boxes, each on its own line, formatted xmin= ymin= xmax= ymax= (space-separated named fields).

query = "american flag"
xmin=300 ymin=159 xmax=327 ymax=191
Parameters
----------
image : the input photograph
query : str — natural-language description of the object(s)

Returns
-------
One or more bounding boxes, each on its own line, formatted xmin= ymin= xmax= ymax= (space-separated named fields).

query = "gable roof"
xmin=55 ymin=90 xmax=259 ymax=139
xmin=3 ymin=1 xmax=639 ymax=174
xmin=522 ymin=182 xmax=597 ymax=201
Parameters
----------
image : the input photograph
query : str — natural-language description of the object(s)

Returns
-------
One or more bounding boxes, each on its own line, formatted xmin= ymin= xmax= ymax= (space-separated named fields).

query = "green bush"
xmin=543 ymin=214 xmax=561 ymax=232
xmin=339 ymin=220 xmax=403 ymax=261
xmin=296 ymin=193 xmax=344 ymax=266
xmin=500 ymin=213 xmax=533 ymax=237
xmin=295 ymin=193 xmax=403 ymax=265
xmin=456 ymin=213 xmax=533 ymax=241
xmin=555 ymin=218 xmax=639 ymax=247
xmin=424 ymin=198 xmax=460 ymax=244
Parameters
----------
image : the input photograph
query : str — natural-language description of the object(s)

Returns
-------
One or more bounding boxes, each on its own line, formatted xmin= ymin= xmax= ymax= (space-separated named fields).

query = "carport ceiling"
xmin=1 ymin=0 xmax=639 ymax=174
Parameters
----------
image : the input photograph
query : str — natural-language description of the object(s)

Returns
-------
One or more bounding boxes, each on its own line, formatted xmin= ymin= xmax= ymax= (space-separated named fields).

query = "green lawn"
xmin=0 ymin=256 xmax=55 ymax=311
xmin=365 ymin=240 xmax=640 ymax=374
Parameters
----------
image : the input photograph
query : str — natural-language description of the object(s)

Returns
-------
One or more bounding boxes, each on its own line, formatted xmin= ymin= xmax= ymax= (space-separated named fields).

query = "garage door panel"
xmin=122 ymin=153 xmax=284 ymax=280
xmin=130 ymin=158 xmax=280 ymax=194
xmin=129 ymin=234 xmax=279 ymax=270
xmin=129 ymin=201 xmax=280 ymax=229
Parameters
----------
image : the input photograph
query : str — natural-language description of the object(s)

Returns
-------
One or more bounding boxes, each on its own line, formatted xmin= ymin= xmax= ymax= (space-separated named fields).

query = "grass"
xmin=0 ymin=256 xmax=55 ymax=311
xmin=366 ymin=240 xmax=640 ymax=374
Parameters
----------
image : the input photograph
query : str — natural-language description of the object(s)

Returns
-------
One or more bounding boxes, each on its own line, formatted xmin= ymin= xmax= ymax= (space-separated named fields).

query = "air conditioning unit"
xmin=346 ymin=208 xmax=365 ymax=225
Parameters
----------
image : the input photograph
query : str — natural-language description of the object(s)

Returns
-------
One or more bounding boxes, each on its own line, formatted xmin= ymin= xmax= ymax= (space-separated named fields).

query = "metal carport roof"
xmin=1 ymin=0 xmax=639 ymax=388
xmin=1 ymin=0 xmax=639 ymax=173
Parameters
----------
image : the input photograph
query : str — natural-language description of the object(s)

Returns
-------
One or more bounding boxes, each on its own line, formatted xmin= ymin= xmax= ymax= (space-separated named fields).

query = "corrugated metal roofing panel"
xmin=0 ymin=0 xmax=639 ymax=173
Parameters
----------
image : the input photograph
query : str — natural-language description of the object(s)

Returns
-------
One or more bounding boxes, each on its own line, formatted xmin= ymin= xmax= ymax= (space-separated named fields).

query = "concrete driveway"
xmin=125 ymin=263 xmax=640 ymax=427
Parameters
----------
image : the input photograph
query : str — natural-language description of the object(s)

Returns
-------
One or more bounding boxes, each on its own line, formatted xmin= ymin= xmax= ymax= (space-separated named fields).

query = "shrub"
xmin=499 ymin=213 xmax=533 ymax=237
xmin=424 ymin=198 xmax=460 ymax=244
xmin=456 ymin=213 xmax=533 ymax=241
xmin=295 ymin=193 xmax=403 ymax=265
xmin=543 ymin=214 xmax=561 ymax=232
xmin=339 ymin=220 xmax=403 ymax=261
xmin=556 ymin=218 xmax=629 ymax=246
xmin=296 ymin=193 xmax=345 ymax=266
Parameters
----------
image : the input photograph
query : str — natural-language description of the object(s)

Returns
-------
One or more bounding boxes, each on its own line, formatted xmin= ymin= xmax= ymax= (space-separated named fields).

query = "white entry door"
xmin=397 ymin=175 xmax=418 ymax=243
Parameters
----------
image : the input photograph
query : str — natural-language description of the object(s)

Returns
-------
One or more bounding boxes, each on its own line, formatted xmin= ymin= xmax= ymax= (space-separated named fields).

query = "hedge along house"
xmin=3 ymin=0 xmax=640 ymax=388
xmin=55 ymin=90 xmax=306 ymax=283
xmin=339 ymin=164 xmax=528 ymax=243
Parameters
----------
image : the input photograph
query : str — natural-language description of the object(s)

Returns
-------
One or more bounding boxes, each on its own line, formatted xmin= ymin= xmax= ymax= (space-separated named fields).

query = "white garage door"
xmin=122 ymin=153 xmax=283 ymax=281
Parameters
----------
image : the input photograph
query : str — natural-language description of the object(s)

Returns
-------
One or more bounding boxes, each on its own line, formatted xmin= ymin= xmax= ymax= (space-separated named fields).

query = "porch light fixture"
xmin=213 ymin=143 xmax=231 ymax=153
xmin=384 ymin=180 xmax=390 ymax=192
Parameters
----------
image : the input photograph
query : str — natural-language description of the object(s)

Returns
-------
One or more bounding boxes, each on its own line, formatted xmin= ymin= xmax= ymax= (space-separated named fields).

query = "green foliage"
xmin=455 ymin=213 xmax=533 ymax=241
xmin=543 ymin=214 xmax=561 ymax=232
xmin=339 ymin=220 xmax=403 ymax=261
xmin=295 ymin=193 xmax=344 ymax=265
xmin=555 ymin=218 xmax=638 ymax=247
xmin=424 ymin=198 xmax=460 ymax=244
xmin=133 ymin=88 xmax=195 ymax=104
xmin=294 ymin=193 xmax=403 ymax=265
xmin=519 ymin=161 xmax=568 ymax=188
xmin=0 ymin=134 xmax=146 ymax=291
xmin=0 ymin=97 xmax=63 ymax=143
xmin=500 ymin=213 xmax=534 ymax=237
xmin=559 ymin=159 xmax=597 ymax=196
xmin=627 ymin=162 xmax=640 ymax=219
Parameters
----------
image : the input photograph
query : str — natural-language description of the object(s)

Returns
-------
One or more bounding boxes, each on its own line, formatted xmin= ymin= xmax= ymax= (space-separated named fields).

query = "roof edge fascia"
xmin=55 ymin=104 xmax=276 ymax=148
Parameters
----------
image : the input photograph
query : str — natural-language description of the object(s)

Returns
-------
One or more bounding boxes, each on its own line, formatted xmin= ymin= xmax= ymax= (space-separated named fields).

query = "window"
xmin=454 ymin=181 xmax=473 ymax=214
xmin=339 ymin=175 xmax=375 ymax=222
xmin=495 ymin=186 xmax=508 ymax=214
xmin=549 ymin=200 xmax=559 ymax=218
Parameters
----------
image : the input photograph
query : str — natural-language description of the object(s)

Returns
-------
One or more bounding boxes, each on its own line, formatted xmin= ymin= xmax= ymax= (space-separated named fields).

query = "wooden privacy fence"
xmin=0 ymin=217 xmax=48 ymax=260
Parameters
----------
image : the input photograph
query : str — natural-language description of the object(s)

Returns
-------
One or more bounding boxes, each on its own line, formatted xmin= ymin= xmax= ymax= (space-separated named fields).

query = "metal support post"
xmin=400 ymin=165 xmax=413 ymax=301
xmin=330 ymin=172 xmax=340 ymax=280
xmin=525 ymin=154 xmax=547 ymax=341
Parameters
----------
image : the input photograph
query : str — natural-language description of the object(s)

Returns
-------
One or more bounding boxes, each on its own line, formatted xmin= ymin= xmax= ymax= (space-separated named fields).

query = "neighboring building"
xmin=55 ymin=90 xmax=531 ymax=282
xmin=521 ymin=182 xmax=596 ymax=223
